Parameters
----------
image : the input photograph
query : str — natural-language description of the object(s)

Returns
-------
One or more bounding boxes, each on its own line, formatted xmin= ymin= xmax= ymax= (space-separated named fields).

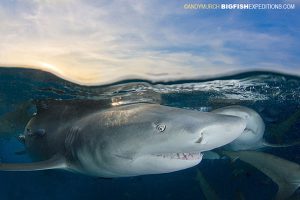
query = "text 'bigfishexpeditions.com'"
xmin=183 ymin=3 xmax=296 ymax=10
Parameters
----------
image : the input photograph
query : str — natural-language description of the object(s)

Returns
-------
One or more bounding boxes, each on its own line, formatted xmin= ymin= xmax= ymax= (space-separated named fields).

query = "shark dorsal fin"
xmin=0 ymin=155 xmax=66 ymax=171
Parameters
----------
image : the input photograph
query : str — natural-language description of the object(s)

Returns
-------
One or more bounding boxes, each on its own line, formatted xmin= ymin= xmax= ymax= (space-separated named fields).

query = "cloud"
xmin=0 ymin=0 xmax=299 ymax=85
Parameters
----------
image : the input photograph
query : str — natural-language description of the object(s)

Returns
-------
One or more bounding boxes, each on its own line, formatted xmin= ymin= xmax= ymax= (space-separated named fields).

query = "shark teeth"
xmin=154 ymin=152 xmax=202 ymax=160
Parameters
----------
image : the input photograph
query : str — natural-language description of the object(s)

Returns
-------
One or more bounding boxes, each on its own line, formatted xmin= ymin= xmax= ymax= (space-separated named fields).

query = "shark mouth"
xmin=154 ymin=152 xmax=202 ymax=160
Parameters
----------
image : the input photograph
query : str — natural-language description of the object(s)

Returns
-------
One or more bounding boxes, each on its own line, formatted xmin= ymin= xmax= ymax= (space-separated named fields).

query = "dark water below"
xmin=0 ymin=68 xmax=299 ymax=200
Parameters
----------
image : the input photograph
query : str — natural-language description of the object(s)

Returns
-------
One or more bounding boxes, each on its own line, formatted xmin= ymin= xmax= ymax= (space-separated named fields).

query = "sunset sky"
xmin=0 ymin=0 xmax=299 ymax=85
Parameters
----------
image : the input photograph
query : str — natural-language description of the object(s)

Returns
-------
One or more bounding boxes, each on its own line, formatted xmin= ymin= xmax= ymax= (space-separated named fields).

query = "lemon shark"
xmin=0 ymin=101 xmax=246 ymax=177
xmin=211 ymin=105 xmax=299 ymax=151
xmin=211 ymin=106 xmax=265 ymax=151
xmin=203 ymin=105 xmax=271 ymax=159
xmin=223 ymin=151 xmax=300 ymax=200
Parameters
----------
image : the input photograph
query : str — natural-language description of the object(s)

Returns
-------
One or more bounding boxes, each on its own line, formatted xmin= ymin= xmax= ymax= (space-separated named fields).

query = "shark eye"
xmin=26 ymin=128 xmax=32 ymax=135
xmin=156 ymin=123 xmax=166 ymax=132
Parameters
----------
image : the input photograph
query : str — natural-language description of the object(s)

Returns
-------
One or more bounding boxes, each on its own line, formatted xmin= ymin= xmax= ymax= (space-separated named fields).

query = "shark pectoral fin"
xmin=0 ymin=155 xmax=66 ymax=171
xmin=262 ymin=139 xmax=300 ymax=148
xmin=275 ymin=183 xmax=299 ymax=200
xmin=252 ymin=139 xmax=284 ymax=150
xmin=221 ymin=151 xmax=300 ymax=200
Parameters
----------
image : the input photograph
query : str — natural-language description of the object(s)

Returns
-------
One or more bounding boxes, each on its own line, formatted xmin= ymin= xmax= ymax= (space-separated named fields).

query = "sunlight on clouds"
xmin=0 ymin=0 xmax=299 ymax=85
xmin=39 ymin=62 xmax=64 ymax=75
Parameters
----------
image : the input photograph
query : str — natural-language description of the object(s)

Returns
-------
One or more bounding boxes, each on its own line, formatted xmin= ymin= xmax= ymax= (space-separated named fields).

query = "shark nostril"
xmin=195 ymin=132 xmax=203 ymax=143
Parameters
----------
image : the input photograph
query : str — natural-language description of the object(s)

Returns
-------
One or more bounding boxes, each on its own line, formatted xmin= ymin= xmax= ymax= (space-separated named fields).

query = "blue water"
xmin=0 ymin=68 xmax=299 ymax=200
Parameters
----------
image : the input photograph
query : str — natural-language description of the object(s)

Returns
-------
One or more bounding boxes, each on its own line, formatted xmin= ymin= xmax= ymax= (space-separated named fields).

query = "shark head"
xmin=212 ymin=105 xmax=265 ymax=151
xmin=72 ymin=104 xmax=246 ymax=177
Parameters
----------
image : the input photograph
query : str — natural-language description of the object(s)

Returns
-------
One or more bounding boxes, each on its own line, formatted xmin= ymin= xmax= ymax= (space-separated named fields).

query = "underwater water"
xmin=0 ymin=68 xmax=299 ymax=200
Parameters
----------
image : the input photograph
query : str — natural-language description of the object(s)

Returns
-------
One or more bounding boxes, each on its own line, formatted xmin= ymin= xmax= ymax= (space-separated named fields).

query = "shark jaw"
xmin=154 ymin=152 xmax=202 ymax=160
xmin=129 ymin=152 xmax=203 ymax=176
